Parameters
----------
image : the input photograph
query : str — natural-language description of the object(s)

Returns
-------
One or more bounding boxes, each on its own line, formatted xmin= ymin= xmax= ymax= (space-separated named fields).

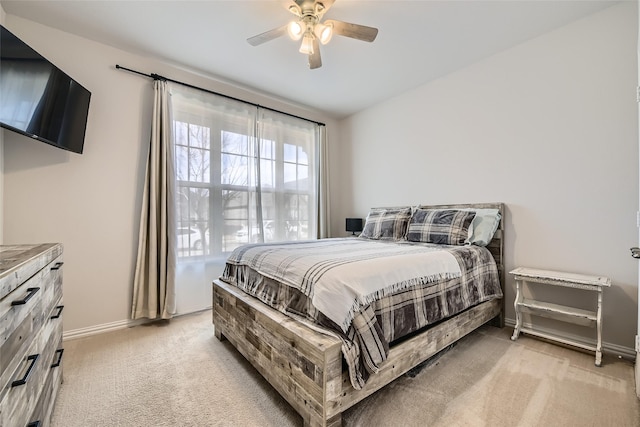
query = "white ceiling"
xmin=1 ymin=0 xmax=617 ymax=119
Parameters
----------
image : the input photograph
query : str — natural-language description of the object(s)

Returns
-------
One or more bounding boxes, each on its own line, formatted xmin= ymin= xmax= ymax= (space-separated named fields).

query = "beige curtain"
xmin=317 ymin=125 xmax=331 ymax=238
xmin=131 ymin=80 xmax=177 ymax=320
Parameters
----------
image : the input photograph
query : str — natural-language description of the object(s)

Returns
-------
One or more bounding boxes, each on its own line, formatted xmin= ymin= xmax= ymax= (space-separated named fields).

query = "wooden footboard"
xmin=213 ymin=279 xmax=501 ymax=427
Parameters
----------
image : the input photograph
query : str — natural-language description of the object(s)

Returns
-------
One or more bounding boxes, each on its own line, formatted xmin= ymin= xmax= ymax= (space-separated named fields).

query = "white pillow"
xmin=462 ymin=208 xmax=501 ymax=246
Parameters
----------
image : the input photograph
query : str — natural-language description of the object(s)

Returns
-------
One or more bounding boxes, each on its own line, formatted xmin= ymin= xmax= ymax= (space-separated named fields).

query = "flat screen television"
xmin=0 ymin=25 xmax=91 ymax=154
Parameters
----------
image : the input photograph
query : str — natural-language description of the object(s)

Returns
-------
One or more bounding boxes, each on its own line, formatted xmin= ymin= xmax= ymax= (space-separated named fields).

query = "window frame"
xmin=173 ymin=108 xmax=317 ymax=259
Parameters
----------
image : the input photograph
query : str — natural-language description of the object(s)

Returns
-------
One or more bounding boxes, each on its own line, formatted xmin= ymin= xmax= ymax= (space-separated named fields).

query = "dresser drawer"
xmin=0 ymin=298 xmax=63 ymax=426
xmin=0 ymin=255 xmax=63 ymax=389
xmin=27 ymin=336 xmax=64 ymax=427
xmin=0 ymin=245 xmax=63 ymax=301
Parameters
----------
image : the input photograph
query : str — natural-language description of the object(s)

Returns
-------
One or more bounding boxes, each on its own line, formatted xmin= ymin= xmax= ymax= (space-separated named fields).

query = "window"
xmin=171 ymin=86 xmax=319 ymax=259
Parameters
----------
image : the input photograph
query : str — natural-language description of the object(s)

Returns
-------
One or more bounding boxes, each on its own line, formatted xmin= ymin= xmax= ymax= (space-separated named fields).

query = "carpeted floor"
xmin=51 ymin=310 xmax=640 ymax=426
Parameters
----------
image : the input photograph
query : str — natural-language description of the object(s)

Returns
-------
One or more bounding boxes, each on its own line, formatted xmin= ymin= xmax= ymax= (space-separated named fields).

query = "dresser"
xmin=0 ymin=244 xmax=64 ymax=427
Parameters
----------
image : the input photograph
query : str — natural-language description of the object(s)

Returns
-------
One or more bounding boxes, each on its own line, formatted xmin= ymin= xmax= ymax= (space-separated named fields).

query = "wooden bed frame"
xmin=212 ymin=203 xmax=504 ymax=426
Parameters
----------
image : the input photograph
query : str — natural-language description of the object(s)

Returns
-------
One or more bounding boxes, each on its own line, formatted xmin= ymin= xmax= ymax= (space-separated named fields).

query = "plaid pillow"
xmin=360 ymin=207 xmax=412 ymax=240
xmin=406 ymin=209 xmax=476 ymax=245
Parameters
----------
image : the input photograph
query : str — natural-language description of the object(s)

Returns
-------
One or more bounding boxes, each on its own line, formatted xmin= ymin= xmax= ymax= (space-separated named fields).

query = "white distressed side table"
xmin=509 ymin=267 xmax=611 ymax=366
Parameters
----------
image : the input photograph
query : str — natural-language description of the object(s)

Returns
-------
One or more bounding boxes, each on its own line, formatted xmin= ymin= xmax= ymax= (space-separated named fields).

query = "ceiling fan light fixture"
xmin=299 ymin=34 xmax=314 ymax=55
xmin=314 ymin=22 xmax=333 ymax=45
xmin=246 ymin=0 xmax=380 ymax=69
xmin=287 ymin=21 xmax=304 ymax=40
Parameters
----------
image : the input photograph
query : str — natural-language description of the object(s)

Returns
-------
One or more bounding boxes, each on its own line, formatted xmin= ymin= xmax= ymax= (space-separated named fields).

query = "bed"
xmin=212 ymin=203 xmax=504 ymax=426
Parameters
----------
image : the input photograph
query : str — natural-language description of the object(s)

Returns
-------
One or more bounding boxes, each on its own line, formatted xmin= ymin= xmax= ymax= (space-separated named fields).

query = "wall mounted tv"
xmin=0 ymin=25 xmax=91 ymax=154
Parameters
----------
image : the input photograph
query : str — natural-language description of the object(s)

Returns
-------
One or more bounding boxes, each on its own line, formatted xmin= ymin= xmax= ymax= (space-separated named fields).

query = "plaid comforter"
xmin=220 ymin=238 xmax=502 ymax=390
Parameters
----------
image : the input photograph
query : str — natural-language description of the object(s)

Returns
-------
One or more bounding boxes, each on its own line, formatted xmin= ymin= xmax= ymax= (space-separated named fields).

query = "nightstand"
xmin=510 ymin=267 xmax=611 ymax=366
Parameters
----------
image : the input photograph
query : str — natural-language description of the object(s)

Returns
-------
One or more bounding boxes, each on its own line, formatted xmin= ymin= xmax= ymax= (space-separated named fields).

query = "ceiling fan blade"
xmin=325 ymin=19 xmax=378 ymax=42
xmin=247 ymin=25 xmax=288 ymax=46
xmin=308 ymin=38 xmax=322 ymax=69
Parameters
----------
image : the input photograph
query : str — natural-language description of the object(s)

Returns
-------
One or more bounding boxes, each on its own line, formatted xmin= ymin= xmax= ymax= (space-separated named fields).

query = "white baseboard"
xmin=504 ymin=318 xmax=636 ymax=360
xmin=63 ymin=318 xmax=150 ymax=341
xmin=62 ymin=307 xmax=213 ymax=341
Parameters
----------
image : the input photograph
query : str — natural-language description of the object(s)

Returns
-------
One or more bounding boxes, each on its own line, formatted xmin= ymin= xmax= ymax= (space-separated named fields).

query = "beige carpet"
xmin=52 ymin=311 xmax=640 ymax=427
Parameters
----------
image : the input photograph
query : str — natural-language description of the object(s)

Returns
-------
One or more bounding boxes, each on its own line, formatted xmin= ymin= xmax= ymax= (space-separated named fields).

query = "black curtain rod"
xmin=115 ymin=64 xmax=326 ymax=127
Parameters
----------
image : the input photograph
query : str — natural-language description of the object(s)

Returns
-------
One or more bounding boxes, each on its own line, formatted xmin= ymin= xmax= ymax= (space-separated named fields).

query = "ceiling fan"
xmin=247 ymin=0 xmax=378 ymax=69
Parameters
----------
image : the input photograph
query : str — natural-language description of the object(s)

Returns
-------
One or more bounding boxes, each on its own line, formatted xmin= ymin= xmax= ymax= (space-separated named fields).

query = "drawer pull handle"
xmin=51 ymin=262 xmax=64 ymax=270
xmin=11 ymin=287 xmax=40 ymax=306
xmin=27 ymin=422 xmax=41 ymax=427
xmin=11 ymin=354 xmax=39 ymax=387
xmin=51 ymin=348 xmax=64 ymax=368
xmin=51 ymin=305 xmax=65 ymax=319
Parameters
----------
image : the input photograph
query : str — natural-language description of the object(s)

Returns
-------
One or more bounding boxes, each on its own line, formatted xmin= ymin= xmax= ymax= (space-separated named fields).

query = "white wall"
xmin=2 ymin=15 xmax=337 ymax=333
xmin=334 ymin=2 xmax=638 ymax=352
